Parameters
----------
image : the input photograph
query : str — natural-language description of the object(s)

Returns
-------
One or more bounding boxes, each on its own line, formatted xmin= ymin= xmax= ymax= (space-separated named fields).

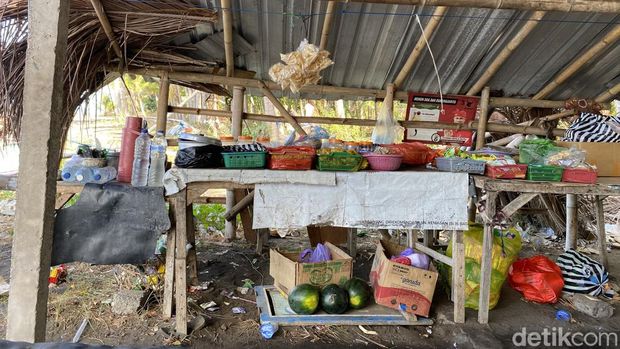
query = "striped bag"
xmin=556 ymin=249 xmax=613 ymax=298
xmin=563 ymin=112 xmax=620 ymax=143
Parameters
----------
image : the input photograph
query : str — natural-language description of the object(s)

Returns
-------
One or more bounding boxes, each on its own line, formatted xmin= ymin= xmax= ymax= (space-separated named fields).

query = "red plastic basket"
xmin=486 ymin=164 xmax=528 ymax=179
xmin=562 ymin=168 xmax=598 ymax=184
xmin=268 ymin=146 xmax=316 ymax=170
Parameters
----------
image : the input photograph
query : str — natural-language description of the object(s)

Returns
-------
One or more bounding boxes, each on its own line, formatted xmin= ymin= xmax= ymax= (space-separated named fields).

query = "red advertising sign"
xmin=404 ymin=92 xmax=479 ymax=146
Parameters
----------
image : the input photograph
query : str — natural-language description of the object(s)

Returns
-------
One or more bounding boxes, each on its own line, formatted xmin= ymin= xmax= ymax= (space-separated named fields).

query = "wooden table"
xmin=165 ymin=169 xmax=470 ymax=335
xmin=473 ymin=176 xmax=620 ymax=324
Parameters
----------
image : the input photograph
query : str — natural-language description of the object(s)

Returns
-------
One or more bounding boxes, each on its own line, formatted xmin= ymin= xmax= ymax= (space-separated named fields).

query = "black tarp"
xmin=52 ymin=183 xmax=170 ymax=265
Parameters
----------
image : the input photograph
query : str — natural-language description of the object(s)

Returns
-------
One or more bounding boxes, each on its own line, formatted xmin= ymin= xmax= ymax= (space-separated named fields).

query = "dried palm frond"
xmin=0 ymin=0 xmax=220 ymax=142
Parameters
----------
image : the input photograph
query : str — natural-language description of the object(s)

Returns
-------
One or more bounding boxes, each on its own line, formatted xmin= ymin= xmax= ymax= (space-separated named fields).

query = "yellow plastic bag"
xmin=446 ymin=223 xmax=521 ymax=310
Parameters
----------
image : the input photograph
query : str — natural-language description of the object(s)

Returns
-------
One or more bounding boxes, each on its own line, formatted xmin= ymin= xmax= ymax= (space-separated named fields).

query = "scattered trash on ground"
xmin=200 ymin=301 xmax=218 ymax=312
xmin=555 ymin=310 xmax=571 ymax=322
xmin=260 ymin=322 xmax=279 ymax=339
xmin=358 ymin=325 xmax=377 ymax=335
xmin=232 ymin=307 xmax=247 ymax=314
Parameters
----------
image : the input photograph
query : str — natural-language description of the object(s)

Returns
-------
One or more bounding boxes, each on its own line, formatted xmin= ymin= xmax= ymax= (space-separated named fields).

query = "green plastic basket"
xmin=317 ymin=152 xmax=363 ymax=171
xmin=222 ymin=152 xmax=267 ymax=169
xmin=526 ymin=164 xmax=564 ymax=182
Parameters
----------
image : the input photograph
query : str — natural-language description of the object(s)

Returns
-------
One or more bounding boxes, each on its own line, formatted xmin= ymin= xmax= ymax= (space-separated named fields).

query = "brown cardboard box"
xmin=557 ymin=141 xmax=620 ymax=177
xmin=307 ymin=225 xmax=348 ymax=247
xmin=369 ymin=239 xmax=438 ymax=317
xmin=270 ymin=242 xmax=352 ymax=294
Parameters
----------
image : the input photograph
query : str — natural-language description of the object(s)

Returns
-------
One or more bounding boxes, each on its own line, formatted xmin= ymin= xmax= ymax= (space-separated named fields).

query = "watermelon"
xmin=321 ymin=284 xmax=349 ymax=314
xmin=288 ymin=284 xmax=320 ymax=315
xmin=343 ymin=277 xmax=373 ymax=309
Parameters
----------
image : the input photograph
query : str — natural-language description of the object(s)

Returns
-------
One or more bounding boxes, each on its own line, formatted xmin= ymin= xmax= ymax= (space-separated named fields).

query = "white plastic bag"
xmin=371 ymin=85 xmax=402 ymax=144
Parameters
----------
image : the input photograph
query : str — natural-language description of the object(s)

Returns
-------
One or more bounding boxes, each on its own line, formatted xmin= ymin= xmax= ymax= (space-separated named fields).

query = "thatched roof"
xmin=0 ymin=0 xmax=222 ymax=141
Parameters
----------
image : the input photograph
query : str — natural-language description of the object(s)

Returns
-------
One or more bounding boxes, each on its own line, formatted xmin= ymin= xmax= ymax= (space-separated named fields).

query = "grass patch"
xmin=0 ymin=191 xmax=15 ymax=200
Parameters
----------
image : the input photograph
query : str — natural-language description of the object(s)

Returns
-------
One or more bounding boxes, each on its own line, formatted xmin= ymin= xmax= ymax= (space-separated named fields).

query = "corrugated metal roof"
xmin=179 ymin=1 xmax=620 ymax=101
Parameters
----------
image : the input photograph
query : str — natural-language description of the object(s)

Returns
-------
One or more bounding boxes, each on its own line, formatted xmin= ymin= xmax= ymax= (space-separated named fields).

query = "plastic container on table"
xmin=358 ymin=141 xmax=375 ymax=153
xmin=527 ymin=165 xmax=564 ymax=182
xmin=435 ymin=157 xmax=486 ymax=175
xmin=256 ymin=137 xmax=271 ymax=147
xmin=485 ymin=164 xmax=528 ymax=179
xmin=363 ymin=154 xmax=403 ymax=171
xmin=222 ymin=152 xmax=267 ymax=169
xmin=327 ymin=138 xmax=344 ymax=150
xmin=118 ymin=116 xmax=143 ymax=183
xmin=220 ymin=135 xmax=236 ymax=147
xmin=148 ymin=131 xmax=167 ymax=187
xmin=268 ymin=146 xmax=315 ymax=170
xmin=178 ymin=133 xmax=221 ymax=150
xmin=131 ymin=128 xmax=151 ymax=187
xmin=562 ymin=168 xmax=598 ymax=184
xmin=317 ymin=152 xmax=363 ymax=171
xmin=344 ymin=141 xmax=359 ymax=152
xmin=237 ymin=135 xmax=253 ymax=145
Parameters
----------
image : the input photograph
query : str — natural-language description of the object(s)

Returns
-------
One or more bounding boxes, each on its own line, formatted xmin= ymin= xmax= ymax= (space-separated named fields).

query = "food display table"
xmin=472 ymin=176 xmax=620 ymax=324
xmin=164 ymin=169 xmax=471 ymax=335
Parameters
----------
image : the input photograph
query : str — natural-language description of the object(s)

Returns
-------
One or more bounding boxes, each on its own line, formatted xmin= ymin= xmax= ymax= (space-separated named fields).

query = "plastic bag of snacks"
xmin=446 ymin=224 xmax=522 ymax=310
xmin=269 ymin=39 xmax=333 ymax=93
xmin=518 ymin=136 xmax=566 ymax=164
xmin=384 ymin=142 xmax=436 ymax=165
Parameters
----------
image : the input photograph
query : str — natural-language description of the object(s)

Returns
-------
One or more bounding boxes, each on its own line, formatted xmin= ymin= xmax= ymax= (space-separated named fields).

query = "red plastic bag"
xmin=384 ymin=142 xmax=436 ymax=165
xmin=508 ymin=256 xmax=564 ymax=304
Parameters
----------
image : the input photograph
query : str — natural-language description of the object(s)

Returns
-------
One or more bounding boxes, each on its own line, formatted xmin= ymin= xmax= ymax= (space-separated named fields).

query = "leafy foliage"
xmin=193 ymin=203 xmax=226 ymax=233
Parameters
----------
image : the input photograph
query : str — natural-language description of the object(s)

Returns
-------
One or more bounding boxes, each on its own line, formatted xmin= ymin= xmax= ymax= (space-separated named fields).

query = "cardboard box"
xmin=369 ymin=239 xmax=438 ymax=317
xmin=270 ymin=242 xmax=352 ymax=294
xmin=307 ymin=225 xmax=348 ymax=247
xmin=557 ymin=141 xmax=620 ymax=177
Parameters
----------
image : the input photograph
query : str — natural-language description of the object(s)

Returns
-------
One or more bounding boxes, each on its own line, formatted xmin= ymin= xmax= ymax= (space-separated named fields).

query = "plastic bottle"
xmin=61 ymin=166 xmax=79 ymax=182
xmin=92 ymin=166 xmax=117 ymax=184
xmin=131 ymin=128 xmax=151 ymax=187
xmin=260 ymin=322 xmax=279 ymax=339
xmin=75 ymin=167 xmax=94 ymax=184
xmin=147 ymin=131 xmax=167 ymax=187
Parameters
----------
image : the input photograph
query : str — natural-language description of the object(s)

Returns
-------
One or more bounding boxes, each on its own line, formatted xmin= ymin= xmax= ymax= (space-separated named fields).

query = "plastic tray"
xmin=526 ymin=165 xmax=564 ymax=182
xmin=562 ymin=168 xmax=598 ymax=184
xmin=222 ymin=152 xmax=267 ymax=169
xmin=268 ymin=146 xmax=315 ymax=170
xmin=317 ymin=152 xmax=363 ymax=171
xmin=435 ymin=157 xmax=486 ymax=174
xmin=485 ymin=164 xmax=528 ymax=179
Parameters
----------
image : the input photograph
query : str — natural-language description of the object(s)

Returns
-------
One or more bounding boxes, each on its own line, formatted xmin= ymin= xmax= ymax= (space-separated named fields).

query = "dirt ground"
xmin=0 ymin=212 xmax=618 ymax=348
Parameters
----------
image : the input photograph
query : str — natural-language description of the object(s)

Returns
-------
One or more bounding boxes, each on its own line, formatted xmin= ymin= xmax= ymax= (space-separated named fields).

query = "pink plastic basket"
xmin=363 ymin=154 xmax=403 ymax=171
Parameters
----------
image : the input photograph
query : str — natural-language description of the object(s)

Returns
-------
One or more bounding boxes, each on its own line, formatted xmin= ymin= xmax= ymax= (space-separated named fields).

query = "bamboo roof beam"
xmin=595 ymin=81 xmax=620 ymax=102
xmin=320 ymin=1 xmax=337 ymax=50
xmin=327 ymin=1 xmax=620 ymax=13
xmin=168 ymin=106 xmax=566 ymax=137
xmin=258 ymin=81 xmax=307 ymax=136
xmin=221 ymin=0 xmax=235 ymax=77
xmin=89 ymin=0 xmax=123 ymax=62
xmin=393 ymin=6 xmax=447 ymax=89
xmin=122 ymin=68 xmax=603 ymax=109
xmin=467 ymin=11 xmax=545 ymax=96
xmin=533 ymin=25 xmax=620 ymax=100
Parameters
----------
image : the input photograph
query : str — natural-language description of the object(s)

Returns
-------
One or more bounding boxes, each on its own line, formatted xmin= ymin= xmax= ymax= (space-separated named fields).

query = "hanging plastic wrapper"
xmin=269 ymin=39 xmax=333 ymax=93
xmin=371 ymin=84 xmax=402 ymax=145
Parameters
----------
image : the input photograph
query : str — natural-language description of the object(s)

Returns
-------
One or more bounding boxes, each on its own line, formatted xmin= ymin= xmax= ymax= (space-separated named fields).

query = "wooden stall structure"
xmin=2 ymin=0 xmax=620 ymax=342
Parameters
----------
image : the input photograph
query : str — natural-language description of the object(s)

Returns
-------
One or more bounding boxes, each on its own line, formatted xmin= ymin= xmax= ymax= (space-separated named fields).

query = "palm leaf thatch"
xmin=0 ymin=0 xmax=223 ymax=141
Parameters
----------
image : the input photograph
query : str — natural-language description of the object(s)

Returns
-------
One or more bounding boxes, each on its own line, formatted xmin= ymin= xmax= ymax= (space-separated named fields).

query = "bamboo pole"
xmin=231 ymin=86 xmax=245 ymax=140
xmin=319 ymin=1 xmax=337 ymax=50
xmin=90 ymin=0 xmax=123 ymax=62
xmin=475 ymin=87 xmax=491 ymax=150
xmin=156 ymin=72 xmax=170 ymax=132
xmin=168 ymin=106 xmax=566 ymax=137
xmin=126 ymin=68 xmax=580 ymax=108
xmin=393 ymin=6 xmax=447 ymax=89
xmin=595 ymin=81 xmax=620 ymax=102
xmin=534 ymin=25 xmax=620 ymax=100
xmin=487 ymin=109 xmax=575 ymax=145
xmin=327 ymin=0 xmax=620 ymax=13
xmin=467 ymin=11 xmax=545 ymax=96
xmin=221 ymin=0 xmax=234 ymax=78
xmin=258 ymin=81 xmax=307 ymax=136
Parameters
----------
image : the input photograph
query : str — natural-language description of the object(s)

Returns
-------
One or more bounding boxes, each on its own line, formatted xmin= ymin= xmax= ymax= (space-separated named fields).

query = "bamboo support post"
xmin=393 ymin=6 xmax=447 ymax=88
xmin=90 ymin=0 xmax=123 ymax=63
xmin=221 ymin=0 xmax=234 ymax=77
xmin=319 ymin=1 xmax=336 ymax=50
xmin=258 ymin=81 xmax=307 ymax=136
xmin=328 ymin=0 xmax=620 ymax=13
xmin=534 ymin=25 xmax=620 ymax=100
xmin=467 ymin=11 xmax=545 ymax=96
xmin=595 ymin=81 xmax=620 ymax=102
xmin=224 ymin=191 xmax=254 ymax=222
xmin=475 ymin=87 xmax=491 ymax=150
xmin=565 ymin=194 xmax=578 ymax=250
xmin=156 ymin=72 xmax=170 ymax=132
